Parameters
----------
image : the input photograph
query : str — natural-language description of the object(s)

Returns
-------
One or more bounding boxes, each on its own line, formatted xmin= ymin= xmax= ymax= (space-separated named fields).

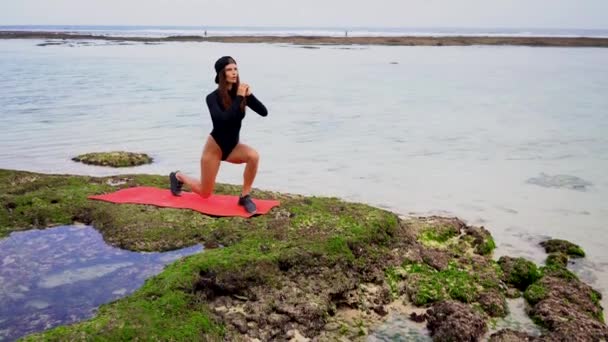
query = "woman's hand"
xmin=245 ymin=85 xmax=252 ymax=96
xmin=237 ymin=83 xmax=248 ymax=96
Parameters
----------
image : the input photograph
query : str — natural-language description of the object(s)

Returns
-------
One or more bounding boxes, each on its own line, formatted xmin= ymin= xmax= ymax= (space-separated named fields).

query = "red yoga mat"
xmin=88 ymin=186 xmax=280 ymax=218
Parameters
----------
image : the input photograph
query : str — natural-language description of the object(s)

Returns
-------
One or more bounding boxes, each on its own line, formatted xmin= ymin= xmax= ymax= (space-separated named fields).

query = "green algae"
xmin=545 ymin=252 xmax=569 ymax=268
xmin=498 ymin=256 xmax=542 ymax=290
xmin=398 ymin=257 xmax=504 ymax=312
xmin=524 ymin=283 xmax=548 ymax=305
xmin=417 ymin=225 xmax=458 ymax=248
xmin=403 ymin=261 xmax=485 ymax=305
xmin=540 ymin=239 xmax=586 ymax=258
xmin=477 ymin=235 xmax=496 ymax=255
xmin=540 ymin=264 xmax=578 ymax=281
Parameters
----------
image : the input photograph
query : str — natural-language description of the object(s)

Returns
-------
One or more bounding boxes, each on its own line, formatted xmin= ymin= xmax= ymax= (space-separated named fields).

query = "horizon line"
xmin=2 ymin=24 xmax=608 ymax=31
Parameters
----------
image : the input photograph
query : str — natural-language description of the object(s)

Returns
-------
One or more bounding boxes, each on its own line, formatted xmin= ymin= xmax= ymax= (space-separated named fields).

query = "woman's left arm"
xmin=245 ymin=91 xmax=268 ymax=117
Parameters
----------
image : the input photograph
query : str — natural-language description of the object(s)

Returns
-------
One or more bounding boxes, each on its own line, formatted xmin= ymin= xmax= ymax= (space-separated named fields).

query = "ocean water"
xmin=0 ymin=38 xmax=607 ymax=318
xmin=2 ymin=25 xmax=608 ymax=38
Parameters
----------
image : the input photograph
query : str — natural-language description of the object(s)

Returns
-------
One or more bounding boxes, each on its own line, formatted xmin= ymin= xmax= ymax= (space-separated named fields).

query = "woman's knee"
xmin=199 ymin=190 xmax=213 ymax=199
xmin=197 ymin=183 xmax=214 ymax=198
xmin=248 ymin=149 xmax=260 ymax=164
xmin=188 ymin=179 xmax=213 ymax=199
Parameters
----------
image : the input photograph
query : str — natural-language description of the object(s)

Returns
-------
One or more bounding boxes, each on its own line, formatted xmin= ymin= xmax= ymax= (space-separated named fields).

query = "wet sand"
xmin=2 ymin=30 xmax=608 ymax=47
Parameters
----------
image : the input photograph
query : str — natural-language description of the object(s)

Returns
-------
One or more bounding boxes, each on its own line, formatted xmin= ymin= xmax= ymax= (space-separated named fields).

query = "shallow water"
xmin=0 ymin=224 xmax=202 ymax=341
xmin=368 ymin=312 xmax=432 ymax=341
xmin=368 ymin=297 xmax=541 ymax=340
xmin=0 ymin=39 xmax=607 ymax=318
xmin=487 ymin=298 xmax=542 ymax=337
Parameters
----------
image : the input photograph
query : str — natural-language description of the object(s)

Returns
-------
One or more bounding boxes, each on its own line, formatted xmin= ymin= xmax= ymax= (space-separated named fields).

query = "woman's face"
xmin=224 ymin=63 xmax=238 ymax=84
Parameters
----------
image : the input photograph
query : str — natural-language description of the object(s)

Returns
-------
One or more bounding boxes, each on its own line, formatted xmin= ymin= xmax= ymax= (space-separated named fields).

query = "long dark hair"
xmin=218 ymin=60 xmax=246 ymax=113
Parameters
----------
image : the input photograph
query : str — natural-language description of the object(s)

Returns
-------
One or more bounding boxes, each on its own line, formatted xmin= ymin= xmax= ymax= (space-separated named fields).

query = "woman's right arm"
xmin=206 ymin=93 xmax=244 ymax=121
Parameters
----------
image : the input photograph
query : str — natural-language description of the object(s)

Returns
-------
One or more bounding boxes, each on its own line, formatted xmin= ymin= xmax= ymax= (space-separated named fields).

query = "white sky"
xmin=1 ymin=0 xmax=607 ymax=29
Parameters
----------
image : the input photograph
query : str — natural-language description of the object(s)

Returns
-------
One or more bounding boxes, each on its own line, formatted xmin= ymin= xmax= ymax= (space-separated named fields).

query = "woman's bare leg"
xmin=226 ymin=143 xmax=260 ymax=196
xmin=176 ymin=136 xmax=222 ymax=198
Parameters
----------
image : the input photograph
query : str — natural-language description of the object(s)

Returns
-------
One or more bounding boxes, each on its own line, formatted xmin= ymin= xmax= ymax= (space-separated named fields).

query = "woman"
xmin=169 ymin=56 xmax=268 ymax=214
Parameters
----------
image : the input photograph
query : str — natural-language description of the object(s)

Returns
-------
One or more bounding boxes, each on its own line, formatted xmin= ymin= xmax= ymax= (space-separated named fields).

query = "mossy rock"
xmin=72 ymin=151 xmax=153 ymax=167
xmin=498 ymin=256 xmax=541 ymax=290
xmin=523 ymin=282 xmax=548 ymax=305
xmin=540 ymin=264 xmax=578 ymax=281
xmin=546 ymin=252 xmax=569 ymax=268
xmin=590 ymin=288 xmax=602 ymax=306
xmin=476 ymin=235 xmax=496 ymax=255
xmin=522 ymin=245 xmax=608 ymax=340
xmin=478 ymin=289 xmax=508 ymax=317
xmin=426 ymin=301 xmax=488 ymax=341
xmin=525 ymin=275 xmax=607 ymax=338
xmin=540 ymin=239 xmax=585 ymax=258
xmin=401 ymin=260 xmax=503 ymax=307
xmin=463 ymin=226 xmax=496 ymax=255
xmin=395 ymin=219 xmax=505 ymax=311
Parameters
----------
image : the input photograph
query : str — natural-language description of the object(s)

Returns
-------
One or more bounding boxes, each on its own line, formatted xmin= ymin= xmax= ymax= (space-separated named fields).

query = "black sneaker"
xmin=169 ymin=171 xmax=184 ymax=196
xmin=238 ymin=194 xmax=257 ymax=214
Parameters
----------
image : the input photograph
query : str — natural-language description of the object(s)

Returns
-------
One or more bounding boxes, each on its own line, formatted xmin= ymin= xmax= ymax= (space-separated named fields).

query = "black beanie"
xmin=214 ymin=56 xmax=236 ymax=84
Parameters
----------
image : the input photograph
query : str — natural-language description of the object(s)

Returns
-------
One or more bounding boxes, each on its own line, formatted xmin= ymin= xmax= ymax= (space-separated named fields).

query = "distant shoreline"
xmin=2 ymin=30 xmax=608 ymax=47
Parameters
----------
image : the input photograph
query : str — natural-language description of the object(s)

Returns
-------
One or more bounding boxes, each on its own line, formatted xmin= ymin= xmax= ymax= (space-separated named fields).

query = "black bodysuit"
xmin=206 ymin=89 xmax=268 ymax=160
